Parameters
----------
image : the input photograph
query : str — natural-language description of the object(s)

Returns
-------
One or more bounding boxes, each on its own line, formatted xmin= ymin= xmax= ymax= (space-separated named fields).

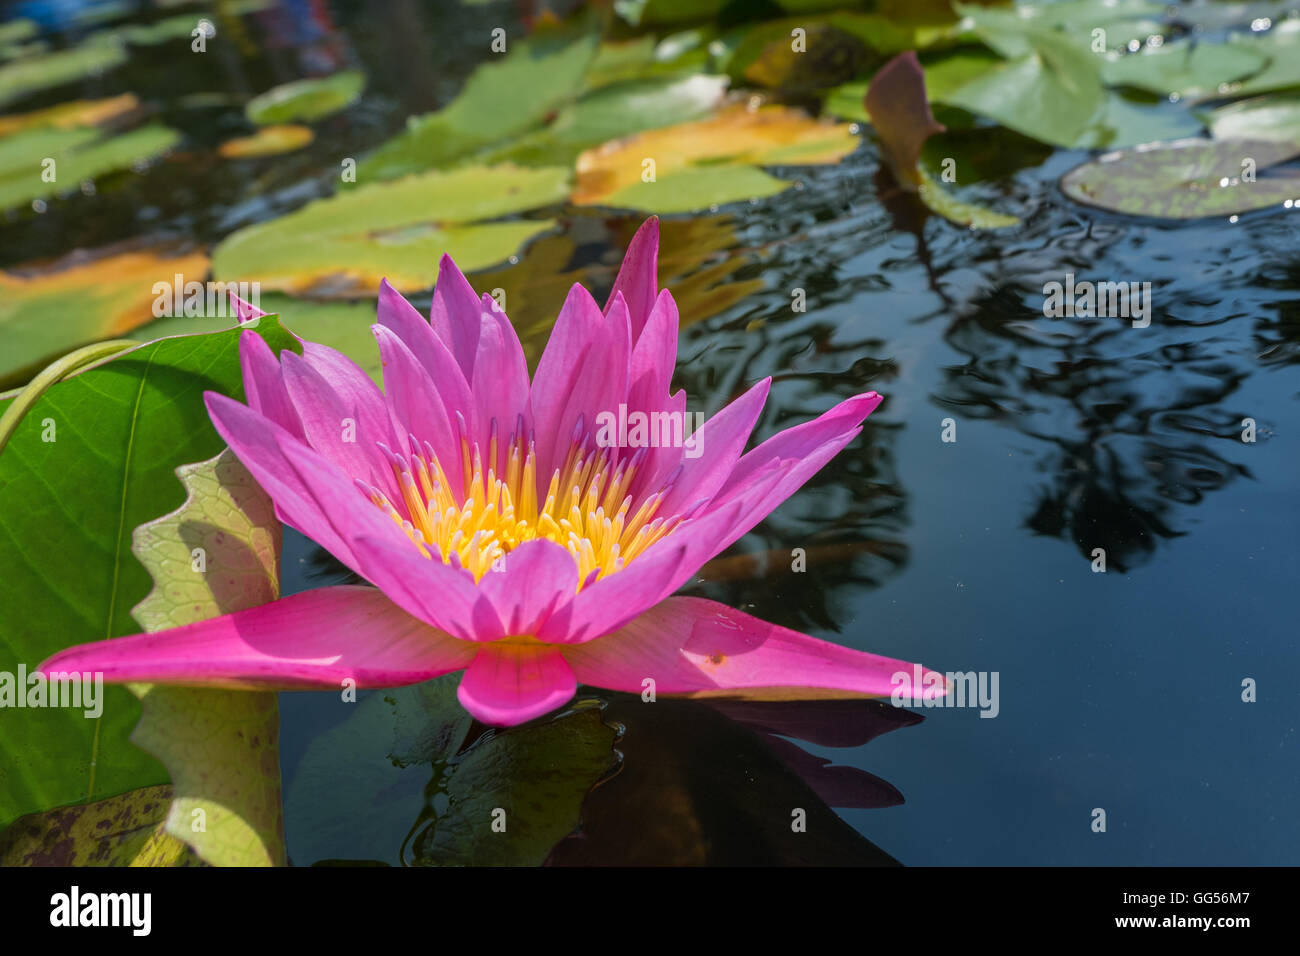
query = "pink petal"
xmin=430 ymin=253 xmax=483 ymax=378
xmin=529 ymin=282 xmax=604 ymax=469
xmin=471 ymin=304 xmax=532 ymax=470
xmin=625 ymin=288 xmax=679 ymax=417
xmin=605 ymin=217 xmax=659 ymax=341
xmin=279 ymin=348 xmax=398 ymax=502
xmin=476 ymin=538 xmax=577 ymax=636
xmin=37 ymin=587 xmax=476 ymax=689
xmin=457 ymin=642 xmax=577 ymax=726
xmin=657 ymin=376 xmax=770 ymax=517
xmin=565 ymin=596 xmax=946 ymax=700
xmin=238 ymin=330 xmax=302 ymax=439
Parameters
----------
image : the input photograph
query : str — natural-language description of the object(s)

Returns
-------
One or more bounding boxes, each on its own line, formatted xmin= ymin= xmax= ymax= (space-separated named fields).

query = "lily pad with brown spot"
xmin=1060 ymin=137 xmax=1300 ymax=219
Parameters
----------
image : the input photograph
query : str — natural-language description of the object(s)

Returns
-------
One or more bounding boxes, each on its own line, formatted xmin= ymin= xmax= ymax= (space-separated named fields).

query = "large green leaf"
xmin=285 ymin=680 xmax=617 ymax=866
xmin=357 ymin=23 xmax=598 ymax=182
xmin=0 ymin=320 xmax=298 ymax=830
xmin=212 ymin=164 xmax=568 ymax=296
xmin=935 ymin=4 xmax=1107 ymax=148
xmin=1060 ymin=137 xmax=1300 ymax=218
xmin=1225 ymin=20 xmax=1300 ymax=97
xmin=127 ymin=448 xmax=285 ymax=867
xmin=245 ymin=71 xmax=365 ymax=125
xmin=1101 ymin=40 xmax=1266 ymax=98
xmin=1202 ymin=92 xmax=1300 ymax=143
xmin=0 ymin=122 xmax=180 ymax=213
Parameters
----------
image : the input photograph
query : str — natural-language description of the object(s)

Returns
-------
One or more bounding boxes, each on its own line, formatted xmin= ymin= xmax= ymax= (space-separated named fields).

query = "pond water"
xmin=4 ymin=0 xmax=1297 ymax=865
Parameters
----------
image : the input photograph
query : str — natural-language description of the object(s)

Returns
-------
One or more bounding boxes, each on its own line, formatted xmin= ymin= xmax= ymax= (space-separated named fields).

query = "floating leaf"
xmin=0 ymin=38 xmax=128 ymax=108
xmin=0 ymin=122 xmax=180 ymax=212
xmin=126 ymin=448 xmax=286 ymax=867
xmin=213 ymin=164 xmax=566 ymax=296
xmin=0 ymin=785 xmax=203 ymax=866
xmin=572 ymin=103 xmax=857 ymax=213
xmin=0 ymin=319 xmax=298 ymax=829
xmin=935 ymin=4 xmax=1107 ymax=148
xmin=0 ymin=19 xmax=38 ymax=48
xmin=1060 ymin=137 xmax=1300 ymax=218
xmin=358 ymin=23 xmax=598 ymax=182
xmin=1224 ymin=20 xmax=1300 ymax=97
xmin=614 ymin=0 xmax=730 ymax=28
xmin=245 ymin=70 xmax=364 ymax=125
xmin=480 ymin=74 xmax=728 ymax=168
xmin=916 ymin=167 xmax=1020 ymax=227
xmin=1102 ymin=40 xmax=1266 ymax=97
xmin=0 ymin=246 xmax=210 ymax=386
xmin=1203 ymin=92 xmax=1300 ymax=143
xmin=218 ymin=123 xmax=314 ymax=158
xmin=0 ymin=94 xmax=139 ymax=137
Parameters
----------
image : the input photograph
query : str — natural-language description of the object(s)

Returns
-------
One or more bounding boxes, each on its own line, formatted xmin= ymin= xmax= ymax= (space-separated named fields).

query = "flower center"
xmin=356 ymin=418 xmax=682 ymax=586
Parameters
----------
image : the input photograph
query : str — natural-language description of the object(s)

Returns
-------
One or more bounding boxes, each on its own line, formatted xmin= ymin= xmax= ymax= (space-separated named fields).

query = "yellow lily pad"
xmin=218 ymin=124 xmax=315 ymax=158
xmin=572 ymin=103 xmax=858 ymax=212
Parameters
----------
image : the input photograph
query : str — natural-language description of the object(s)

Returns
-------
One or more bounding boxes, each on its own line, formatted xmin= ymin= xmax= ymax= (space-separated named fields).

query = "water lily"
xmin=41 ymin=218 xmax=943 ymax=726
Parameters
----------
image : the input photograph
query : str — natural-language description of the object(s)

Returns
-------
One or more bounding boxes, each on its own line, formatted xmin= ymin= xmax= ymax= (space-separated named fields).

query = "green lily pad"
xmin=1102 ymin=40 xmax=1267 ymax=97
xmin=1060 ymin=137 xmax=1300 ymax=218
xmin=0 ymin=37 xmax=128 ymax=108
xmin=212 ymin=163 xmax=568 ymax=296
xmin=127 ymin=448 xmax=286 ymax=867
xmin=0 ymin=19 xmax=38 ymax=48
xmin=1202 ymin=92 xmax=1300 ymax=143
xmin=0 ymin=122 xmax=180 ymax=212
xmin=357 ymin=22 xmax=598 ymax=182
xmin=245 ymin=70 xmax=365 ymax=125
xmin=0 ymin=785 xmax=203 ymax=866
xmin=480 ymin=73 xmax=728 ymax=168
xmin=1224 ymin=20 xmax=1300 ymax=97
xmin=936 ymin=4 xmax=1107 ymax=148
xmin=0 ymin=320 xmax=298 ymax=830
xmin=285 ymin=678 xmax=617 ymax=866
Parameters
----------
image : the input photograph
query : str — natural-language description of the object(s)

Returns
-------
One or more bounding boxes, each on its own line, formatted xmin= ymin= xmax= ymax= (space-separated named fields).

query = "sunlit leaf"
xmin=1060 ymin=137 xmax=1300 ymax=218
xmin=218 ymin=123 xmax=314 ymax=158
xmin=125 ymin=448 xmax=286 ymax=867
xmin=245 ymin=70 xmax=365 ymax=125
xmin=1202 ymin=91 xmax=1300 ymax=143
xmin=0 ymin=320 xmax=298 ymax=829
xmin=572 ymin=103 xmax=857 ymax=213
xmin=0 ymin=246 xmax=210 ymax=386
xmin=357 ymin=23 xmax=598 ymax=182
xmin=212 ymin=163 xmax=568 ymax=295
xmin=0 ymin=94 xmax=139 ymax=137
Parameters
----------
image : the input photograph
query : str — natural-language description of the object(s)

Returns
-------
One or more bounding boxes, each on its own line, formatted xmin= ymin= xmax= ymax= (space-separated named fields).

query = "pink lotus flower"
xmin=41 ymin=219 xmax=943 ymax=726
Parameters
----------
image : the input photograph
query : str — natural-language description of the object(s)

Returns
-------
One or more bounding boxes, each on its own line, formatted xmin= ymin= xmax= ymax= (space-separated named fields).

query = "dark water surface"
xmin=7 ymin=0 xmax=1297 ymax=865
